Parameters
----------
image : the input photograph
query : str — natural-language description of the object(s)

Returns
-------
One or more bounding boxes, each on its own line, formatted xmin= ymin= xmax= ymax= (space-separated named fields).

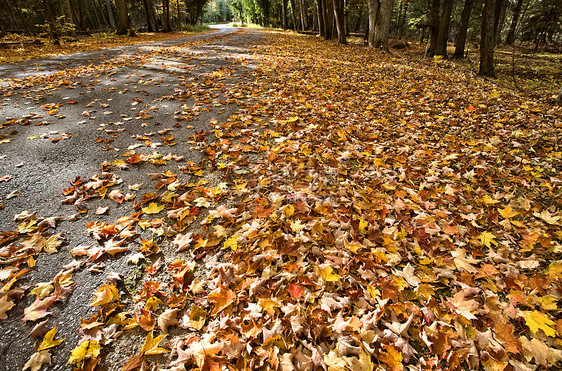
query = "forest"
xmin=0 ymin=0 xmax=560 ymax=78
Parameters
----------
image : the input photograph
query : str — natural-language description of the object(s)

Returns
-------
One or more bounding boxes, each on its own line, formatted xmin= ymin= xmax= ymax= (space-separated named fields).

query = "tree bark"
xmin=453 ymin=0 xmax=473 ymax=58
xmin=332 ymin=0 xmax=346 ymax=43
xmin=42 ymin=0 xmax=60 ymax=44
xmin=504 ymin=0 xmax=523 ymax=45
xmin=300 ymin=0 xmax=308 ymax=30
xmin=291 ymin=0 xmax=300 ymax=30
xmin=88 ymin=0 xmax=102 ymax=30
xmin=557 ymin=86 xmax=562 ymax=105
xmin=163 ymin=0 xmax=171 ymax=31
xmin=316 ymin=0 xmax=325 ymax=35
xmin=367 ymin=0 xmax=379 ymax=47
xmin=494 ymin=0 xmax=507 ymax=44
xmin=427 ymin=0 xmax=441 ymax=55
xmin=397 ymin=0 xmax=410 ymax=39
xmin=115 ymin=0 xmax=130 ymax=35
xmin=282 ymin=0 xmax=289 ymax=29
xmin=373 ymin=0 xmax=394 ymax=50
xmin=479 ymin=0 xmax=497 ymax=76
xmin=433 ymin=0 xmax=453 ymax=57
xmin=143 ymin=0 xmax=154 ymax=31
xmin=322 ymin=0 xmax=333 ymax=39
xmin=105 ymin=0 xmax=117 ymax=29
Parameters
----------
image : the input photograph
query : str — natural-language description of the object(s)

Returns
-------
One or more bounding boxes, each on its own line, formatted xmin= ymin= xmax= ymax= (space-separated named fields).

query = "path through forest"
xmin=0 ymin=27 xmax=561 ymax=371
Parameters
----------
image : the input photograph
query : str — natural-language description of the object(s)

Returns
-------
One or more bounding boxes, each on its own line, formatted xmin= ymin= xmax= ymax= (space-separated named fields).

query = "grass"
xmin=0 ymin=27 xmax=213 ymax=64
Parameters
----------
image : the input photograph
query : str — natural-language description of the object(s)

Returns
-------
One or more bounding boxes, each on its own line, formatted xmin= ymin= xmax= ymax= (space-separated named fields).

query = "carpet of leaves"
xmin=2 ymin=29 xmax=562 ymax=370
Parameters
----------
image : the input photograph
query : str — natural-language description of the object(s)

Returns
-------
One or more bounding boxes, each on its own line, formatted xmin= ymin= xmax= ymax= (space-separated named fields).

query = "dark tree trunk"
xmin=427 ymin=0 xmax=441 ymax=55
xmin=147 ymin=0 xmax=159 ymax=31
xmin=105 ymin=0 xmax=117 ymax=29
xmin=143 ymin=0 xmax=154 ymax=31
xmin=504 ymin=0 xmax=523 ymax=45
xmin=300 ymin=0 xmax=308 ymax=30
xmin=397 ymin=0 xmax=410 ymax=39
xmin=479 ymin=0 xmax=497 ymax=76
xmin=291 ymin=0 xmax=299 ymax=29
xmin=42 ymin=0 xmax=60 ymax=44
xmin=453 ymin=0 xmax=473 ymax=58
xmin=316 ymin=0 xmax=325 ymax=35
xmin=433 ymin=0 xmax=453 ymax=57
xmin=494 ymin=0 xmax=507 ymax=44
xmin=322 ymin=0 xmax=333 ymax=39
xmin=354 ymin=4 xmax=364 ymax=33
xmin=557 ymin=86 xmax=562 ymax=105
xmin=373 ymin=0 xmax=394 ymax=50
xmin=115 ymin=0 xmax=130 ymax=35
xmin=332 ymin=0 xmax=346 ymax=43
xmin=95 ymin=0 xmax=109 ymax=27
xmin=163 ymin=0 xmax=171 ymax=31
xmin=88 ymin=0 xmax=102 ymax=30
xmin=367 ymin=0 xmax=379 ymax=47
xmin=282 ymin=0 xmax=288 ymax=28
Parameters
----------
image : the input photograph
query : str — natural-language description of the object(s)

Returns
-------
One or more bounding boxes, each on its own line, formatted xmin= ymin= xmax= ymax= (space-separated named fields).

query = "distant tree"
xmin=453 ymin=0 xmax=473 ymax=58
xmin=480 ymin=0 xmax=497 ymax=76
xmin=115 ymin=0 xmax=131 ymax=34
xmin=373 ymin=0 xmax=395 ymax=49
xmin=504 ymin=0 xmax=524 ymax=44
xmin=520 ymin=0 xmax=561 ymax=49
xmin=433 ymin=0 xmax=454 ymax=57
xmin=333 ymin=0 xmax=347 ymax=43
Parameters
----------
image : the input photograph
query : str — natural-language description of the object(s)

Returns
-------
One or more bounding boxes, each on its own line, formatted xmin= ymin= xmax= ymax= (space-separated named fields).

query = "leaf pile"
xmin=1 ymin=29 xmax=562 ymax=370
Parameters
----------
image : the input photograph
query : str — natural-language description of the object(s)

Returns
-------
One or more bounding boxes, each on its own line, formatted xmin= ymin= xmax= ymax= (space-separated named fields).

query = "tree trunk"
xmin=316 ymin=0 xmax=325 ymax=35
xmin=115 ymin=0 xmax=130 ymax=35
xmin=147 ymin=0 xmax=159 ymax=31
xmin=373 ymin=0 xmax=394 ymax=50
xmin=42 ymin=0 xmax=60 ymax=44
xmin=105 ymin=0 xmax=117 ymax=29
xmin=433 ymin=0 xmax=453 ymax=57
xmin=163 ymin=0 xmax=171 ymax=31
xmin=367 ymin=0 xmax=379 ymax=47
xmin=557 ymin=86 xmax=562 ymax=105
xmin=479 ymin=0 xmax=497 ymax=76
xmin=291 ymin=0 xmax=299 ymax=30
xmin=504 ymin=0 xmax=523 ymax=45
xmin=397 ymin=0 xmax=410 ymax=39
xmin=95 ymin=0 xmax=109 ymax=27
xmin=322 ymin=0 xmax=333 ymax=39
xmin=332 ymin=0 xmax=346 ymax=43
xmin=427 ymin=0 xmax=441 ymax=55
xmin=143 ymin=0 xmax=154 ymax=31
xmin=300 ymin=0 xmax=308 ymax=30
xmin=494 ymin=0 xmax=507 ymax=44
xmin=61 ymin=0 xmax=75 ymax=25
xmin=282 ymin=0 xmax=288 ymax=28
xmin=453 ymin=0 xmax=473 ymax=58
xmin=354 ymin=4 xmax=364 ymax=33
xmin=88 ymin=0 xmax=102 ymax=30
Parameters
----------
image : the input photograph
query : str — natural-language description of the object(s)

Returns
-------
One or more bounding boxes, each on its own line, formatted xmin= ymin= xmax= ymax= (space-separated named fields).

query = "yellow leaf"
xmin=37 ymin=326 xmax=64 ymax=351
xmin=142 ymin=202 xmax=165 ymax=215
xmin=208 ymin=287 xmax=235 ymax=316
xmin=520 ymin=311 xmax=557 ymax=337
xmin=0 ymin=296 xmax=15 ymax=320
xmin=283 ymin=204 xmax=295 ymax=218
xmin=359 ymin=219 xmax=368 ymax=233
xmin=189 ymin=305 xmax=208 ymax=331
xmin=481 ymin=195 xmax=500 ymax=206
xmin=479 ymin=231 xmax=497 ymax=248
xmin=498 ymin=206 xmax=518 ymax=219
xmin=30 ymin=282 xmax=54 ymax=298
xmin=145 ymin=296 xmax=164 ymax=311
xmin=68 ymin=340 xmax=102 ymax=365
xmin=90 ymin=284 xmax=119 ymax=306
xmin=547 ymin=261 xmax=562 ymax=281
xmin=317 ymin=265 xmax=340 ymax=282
xmin=223 ymin=235 xmax=238 ymax=251
xmin=344 ymin=240 xmax=362 ymax=253
xmin=141 ymin=331 xmax=169 ymax=355
xmin=259 ymin=299 xmax=279 ymax=316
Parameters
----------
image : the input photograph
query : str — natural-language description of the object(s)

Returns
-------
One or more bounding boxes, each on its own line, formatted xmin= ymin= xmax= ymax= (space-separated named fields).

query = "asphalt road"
xmin=0 ymin=25 xmax=259 ymax=370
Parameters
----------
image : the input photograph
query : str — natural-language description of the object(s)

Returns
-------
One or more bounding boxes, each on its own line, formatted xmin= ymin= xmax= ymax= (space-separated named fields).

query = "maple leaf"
xmin=519 ymin=336 xmax=562 ymax=366
xmin=141 ymin=331 xmax=169 ymax=355
xmin=479 ymin=231 xmax=497 ymax=248
xmin=142 ymin=202 xmax=165 ymax=214
xmin=90 ymin=284 xmax=119 ymax=307
xmin=37 ymin=326 xmax=64 ymax=351
xmin=208 ymin=287 xmax=235 ymax=316
xmin=68 ymin=340 xmax=102 ymax=365
xmin=188 ymin=305 xmax=208 ymax=330
xmin=448 ymin=290 xmax=479 ymax=320
xmin=158 ymin=308 xmax=179 ymax=334
xmin=317 ymin=264 xmax=340 ymax=282
xmin=0 ymin=295 xmax=15 ymax=320
xmin=23 ymin=351 xmax=51 ymax=371
xmin=519 ymin=311 xmax=557 ymax=337
xmin=172 ymin=232 xmax=193 ymax=251
xmin=533 ymin=210 xmax=561 ymax=225
xmin=498 ymin=206 xmax=518 ymax=219
xmin=23 ymin=296 xmax=57 ymax=322
xmin=288 ymin=283 xmax=304 ymax=300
